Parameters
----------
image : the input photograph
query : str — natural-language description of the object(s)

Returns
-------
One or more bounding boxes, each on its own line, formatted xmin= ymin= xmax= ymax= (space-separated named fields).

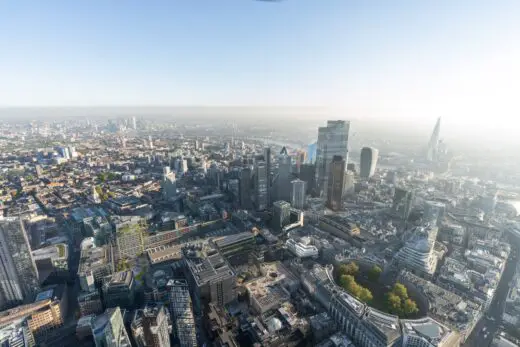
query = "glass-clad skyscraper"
xmin=0 ymin=218 xmax=40 ymax=310
xmin=315 ymin=120 xmax=350 ymax=199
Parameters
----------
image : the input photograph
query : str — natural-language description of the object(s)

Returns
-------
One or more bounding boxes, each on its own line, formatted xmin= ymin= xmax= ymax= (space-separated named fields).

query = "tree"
xmin=339 ymin=275 xmax=351 ymax=288
xmin=368 ymin=265 xmax=382 ymax=282
xmin=359 ymin=288 xmax=373 ymax=303
xmin=393 ymin=283 xmax=408 ymax=300
xmin=387 ymin=293 xmax=402 ymax=314
xmin=339 ymin=262 xmax=359 ymax=276
xmin=403 ymin=298 xmax=419 ymax=316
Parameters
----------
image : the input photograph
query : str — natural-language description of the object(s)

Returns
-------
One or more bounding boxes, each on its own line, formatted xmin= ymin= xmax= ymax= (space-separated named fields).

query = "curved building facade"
xmin=394 ymin=225 xmax=439 ymax=276
xmin=360 ymin=147 xmax=379 ymax=178
xmin=301 ymin=264 xmax=460 ymax=347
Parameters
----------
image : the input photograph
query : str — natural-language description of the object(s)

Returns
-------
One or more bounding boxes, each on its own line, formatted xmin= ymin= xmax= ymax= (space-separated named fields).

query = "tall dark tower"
xmin=239 ymin=167 xmax=252 ymax=210
xmin=264 ymin=147 xmax=272 ymax=206
xmin=326 ymin=155 xmax=346 ymax=211
xmin=255 ymin=161 xmax=268 ymax=211
xmin=359 ymin=147 xmax=379 ymax=178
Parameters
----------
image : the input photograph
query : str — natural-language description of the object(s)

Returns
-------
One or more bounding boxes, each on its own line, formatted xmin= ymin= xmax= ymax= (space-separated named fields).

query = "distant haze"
xmin=1 ymin=1 xmax=519 ymax=147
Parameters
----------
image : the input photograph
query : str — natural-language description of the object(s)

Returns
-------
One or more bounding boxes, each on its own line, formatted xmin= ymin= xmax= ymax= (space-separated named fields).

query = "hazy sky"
xmin=1 ymin=1 xmax=519 ymax=133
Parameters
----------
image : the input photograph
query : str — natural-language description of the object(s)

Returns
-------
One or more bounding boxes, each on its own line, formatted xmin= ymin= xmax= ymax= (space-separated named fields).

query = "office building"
xmin=168 ymin=279 xmax=197 ymax=347
xmin=114 ymin=216 xmax=146 ymax=260
xmin=315 ymin=120 xmax=350 ymax=198
xmin=285 ymin=237 xmax=319 ymax=258
xmin=423 ymin=200 xmax=446 ymax=226
xmin=132 ymin=304 xmax=171 ymax=347
xmin=276 ymin=148 xmax=292 ymax=202
xmin=299 ymin=163 xmax=316 ymax=195
xmin=239 ymin=167 xmax=253 ymax=210
xmin=327 ymin=156 xmax=346 ymax=211
xmin=394 ymin=225 xmax=439 ymax=276
xmin=32 ymin=242 xmax=69 ymax=282
xmin=102 ymin=271 xmax=136 ymax=309
xmin=0 ymin=318 xmax=35 ymax=346
xmin=291 ymin=179 xmax=306 ymax=210
xmin=245 ymin=262 xmax=299 ymax=314
xmin=0 ymin=288 xmax=67 ymax=343
xmin=264 ymin=147 xmax=272 ymax=206
xmin=78 ymin=290 xmax=103 ymax=316
xmin=183 ymin=245 xmax=236 ymax=310
xmin=0 ymin=218 xmax=40 ymax=310
xmin=359 ymin=147 xmax=379 ymax=178
xmin=344 ymin=170 xmax=355 ymax=195
xmin=272 ymin=200 xmax=291 ymax=233
xmin=161 ymin=166 xmax=177 ymax=200
xmin=255 ymin=161 xmax=268 ymax=211
xmin=132 ymin=116 xmax=137 ymax=130
xmin=28 ymin=285 xmax=68 ymax=338
xmin=78 ymin=238 xmax=113 ymax=291
xmin=392 ymin=188 xmax=415 ymax=220
xmin=92 ymin=307 xmax=131 ymax=347
xmin=303 ymin=265 xmax=463 ymax=347
xmin=213 ymin=232 xmax=256 ymax=266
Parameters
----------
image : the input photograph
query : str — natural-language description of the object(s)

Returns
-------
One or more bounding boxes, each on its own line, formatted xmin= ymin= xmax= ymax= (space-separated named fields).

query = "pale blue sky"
xmin=1 ymin=1 xmax=519 ymax=129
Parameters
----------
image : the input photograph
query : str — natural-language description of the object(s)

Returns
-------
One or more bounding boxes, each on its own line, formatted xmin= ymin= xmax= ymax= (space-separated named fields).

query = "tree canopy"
xmin=368 ymin=265 xmax=382 ymax=282
xmin=339 ymin=262 xmax=359 ymax=277
xmin=338 ymin=273 xmax=373 ymax=304
xmin=385 ymin=282 xmax=418 ymax=317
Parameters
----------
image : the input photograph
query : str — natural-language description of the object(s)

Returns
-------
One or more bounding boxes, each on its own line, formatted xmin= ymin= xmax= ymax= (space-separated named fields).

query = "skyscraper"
xmin=92 ymin=307 xmax=132 ymax=347
xmin=239 ymin=167 xmax=252 ymax=210
xmin=299 ymin=163 xmax=316 ymax=196
xmin=306 ymin=142 xmax=317 ymax=164
xmin=326 ymin=156 xmax=346 ymax=211
xmin=276 ymin=147 xmax=292 ymax=202
xmin=315 ymin=120 xmax=350 ymax=199
xmin=291 ymin=179 xmax=306 ymax=210
xmin=132 ymin=117 xmax=137 ymax=130
xmin=392 ymin=188 xmax=415 ymax=220
xmin=359 ymin=147 xmax=379 ymax=178
xmin=255 ymin=161 xmax=268 ymax=211
xmin=263 ymin=147 xmax=272 ymax=206
xmin=272 ymin=201 xmax=291 ymax=233
xmin=0 ymin=218 xmax=40 ymax=310
xmin=168 ymin=279 xmax=197 ymax=347
xmin=161 ymin=167 xmax=177 ymax=200
xmin=426 ymin=117 xmax=441 ymax=161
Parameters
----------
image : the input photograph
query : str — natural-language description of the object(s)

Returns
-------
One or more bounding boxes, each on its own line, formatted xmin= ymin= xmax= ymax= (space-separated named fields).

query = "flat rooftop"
xmin=184 ymin=246 xmax=235 ymax=286
xmin=214 ymin=231 xmax=255 ymax=249
xmin=147 ymin=244 xmax=183 ymax=265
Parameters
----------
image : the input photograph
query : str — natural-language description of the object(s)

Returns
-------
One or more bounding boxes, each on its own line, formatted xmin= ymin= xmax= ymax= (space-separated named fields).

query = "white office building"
xmin=286 ymin=237 xmax=319 ymax=258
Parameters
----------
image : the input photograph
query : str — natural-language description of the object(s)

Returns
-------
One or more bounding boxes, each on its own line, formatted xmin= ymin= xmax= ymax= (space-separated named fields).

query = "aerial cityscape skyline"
xmin=1 ymin=1 xmax=520 ymax=347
